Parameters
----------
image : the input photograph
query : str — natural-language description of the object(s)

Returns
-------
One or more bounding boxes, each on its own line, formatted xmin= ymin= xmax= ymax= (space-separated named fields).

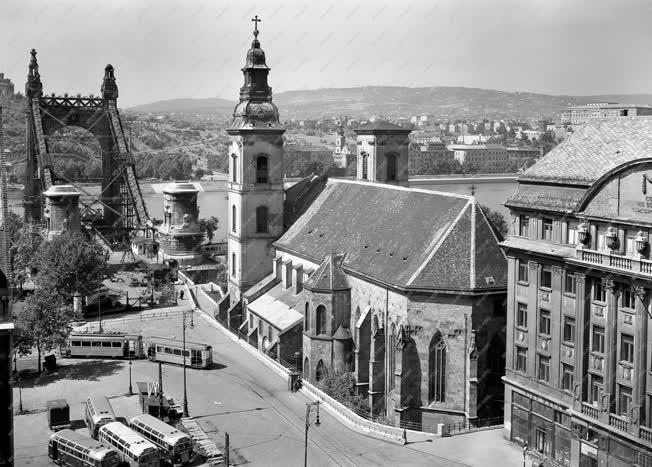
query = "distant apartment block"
xmin=408 ymin=140 xmax=453 ymax=175
xmin=410 ymin=114 xmax=434 ymax=127
xmin=449 ymin=144 xmax=541 ymax=173
xmin=561 ymin=103 xmax=652 ymax=126
xmin=0 ymin=74 xmax=13 ymax=98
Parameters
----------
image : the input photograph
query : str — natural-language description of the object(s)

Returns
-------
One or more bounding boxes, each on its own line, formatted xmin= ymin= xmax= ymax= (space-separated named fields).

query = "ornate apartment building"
xmin=501 ymin=117 xmax=652 ymax=466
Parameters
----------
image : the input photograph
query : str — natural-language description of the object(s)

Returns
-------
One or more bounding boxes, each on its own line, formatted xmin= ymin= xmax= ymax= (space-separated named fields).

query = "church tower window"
xmin=429 ymin=331 xmax=447 ymax=403
xmin=232 ymin=205 xmax=237 ymax=232
xmin=231 ymin=253 xmax=236 ymax=277
xmin=304 ymin=302 xmax=310 ymax=331
xmin=231 ymin=154 xmax=238 ymax=183
xmin=316 ymin=305 xmax=326 ymax=335
xmin=386 ymin=153 xmax=397 ymax=181
xmin=256 ymin=155 xmax=269 ymax=183
xmin=362 ymin=152 xmax=368 ymax=180
xmin=256 ymin=206 xmax=269 ymax=233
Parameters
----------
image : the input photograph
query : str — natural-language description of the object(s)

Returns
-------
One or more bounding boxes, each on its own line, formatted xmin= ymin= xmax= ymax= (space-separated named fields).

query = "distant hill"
xmin=127 ymin=86 xmax=652 ymax=121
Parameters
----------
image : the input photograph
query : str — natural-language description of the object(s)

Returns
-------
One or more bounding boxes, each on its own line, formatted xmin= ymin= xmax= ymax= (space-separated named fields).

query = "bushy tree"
xmin=319 ymin=371 xmax=370 ymax=414
xmin=198 ymin=216 xmax=220 ymax=243
xmin=481 ymin=205 xmax=508 ymax=240
xmin=11 ymin=223 xmax=44 ymax=290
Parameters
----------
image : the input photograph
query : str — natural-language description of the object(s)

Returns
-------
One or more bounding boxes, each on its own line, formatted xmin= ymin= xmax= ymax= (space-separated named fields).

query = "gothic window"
xmin=256 ymin=155 xmax=269 ymax=184
xmin=304 ymin=357 xmax=309 ymax=376
xmin=304 ymin=302 xmax=310 ymax=331
xmin=231 ymin=253 xmax=236 ymax=277
xmin=231 ymin=154 xmax=238 ymax=183
xmin=316 ymin=359 xmax=327 ymax=382
xmin=389 ymin=323 xmax=396 ymax=391
xmin=232 ymin=205 xmax=236 ymax=232
xmin=428 ymin=332 xmax=446 ymax=403
xmin=386 ymin=153 xmax=397 ymax=181
xmin=361 ymin=152 xmax=368 ymax=180
xmin=256 ymin=206 xmax=269 ymax=233
xmin=316 ymin=305 xmax=327 ymax=335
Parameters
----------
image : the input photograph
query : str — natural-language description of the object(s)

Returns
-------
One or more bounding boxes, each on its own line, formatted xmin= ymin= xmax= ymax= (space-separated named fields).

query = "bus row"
xmin=63 ymin=333 xmax=213 ymax=369
xmin=51 ymin=396 xmax=193 ymax=466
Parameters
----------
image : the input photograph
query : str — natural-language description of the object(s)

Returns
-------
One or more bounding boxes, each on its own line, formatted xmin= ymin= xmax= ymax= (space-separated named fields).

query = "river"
xmin=7 ymin=175 xmax=517 ymax=243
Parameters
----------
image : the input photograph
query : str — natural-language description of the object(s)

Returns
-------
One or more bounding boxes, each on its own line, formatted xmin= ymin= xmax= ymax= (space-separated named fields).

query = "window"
xmin=316 ymin=305 xmax=326 ymax=335
xmin=538 ymin=355 xmax=550 ymax=382
xmin=101 ymin=342 xmax=112 ymax=347
xmin=593 ymin=280 xmax=605 ymax=302
xmin=256 ymin=206 xmax=269 ymax=233
xmin=562 ymin=317 xmax=575 ymax=343
xmin=535 ymin=428 xmax=548 ymax=454
xmin=519 ymin=215 xmax=530 ymax=237
xmin=361 ymin=152 xmax=369 ymax=180
xmin=542 ymin=218 xmax=553 ymax=241
xmin=540 ymin=266 xmax=552 ymax=289
xmin=429 ymin=332 xmax=447 ymax=403
xmin=304 ymin=302 xmax=310 ymax=331
xmin=231 ymin=205 xmax=236 ymax=232
xmin=620 ymin=334 xmax=634 ymax=363
xmin=597 ymin=227 xmax=608 ymax=252
xmin=92 ymin=342 xmax=101 ymax=347
xmin=566 ymin=221 xmax=578 ymax=245
xmin=231 ymin=253 xmax=236 ymax=277
xmin=231 ymin=154 xmax=237 ymax=183
xmin=111 ymin=342 xmax=121 ymax=348
xmin=564 ymin=272 xmax=576 ymax=295
xmin=618 ymin=385 xmax=632 ymax=418
xmin=256 ymin=155 xmax=269 ymax=183
xmin=164 ymin=347 xmax=172 ymax=354
xmin=71 ymin=341 xmax=81 ymax=347
xmin=625 ymin=234 xmax=637 ymax=256
xmin=539 ymin=310 xmax=551 ymax=336
xmin=561 ymin=364 xmax=574 ymax=392
xmin=515 ymin=347 xmax=527 ymax=373
xmin=386 ymin=153 xmax=397 ymax=181
xmin=592 ymin=326 xmax=605 ymax=353
xmin=173 ymin=349 xmax=182 ymax=356
xmin=621 ymin=287 xmax=635 ymax=309
xmin=518 ymin=261 xmax=529 ymax=283
xmin=517 ymin=303 xmax=528 ymax=328
xmin=590 ymin=375 xmax=603 ymax=406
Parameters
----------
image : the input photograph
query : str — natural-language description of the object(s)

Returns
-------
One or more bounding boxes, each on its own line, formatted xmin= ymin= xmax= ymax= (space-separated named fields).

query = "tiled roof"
xmin=520 ymin=117 xmax=652 ymax=186
xmin=275 ymin=179 xmax=506 ymax=291
xmin=304 ymin=253 xmax=349 ymax=291
xmin=247 ymin=281 xmax=305 ymax=333
xmin=354 ymin=121 xmax=412 ymax=133
xmin=505 ymin=183 xmax=587 ymax=212
xmin=284 ymin=175 xmax=328 ymax=230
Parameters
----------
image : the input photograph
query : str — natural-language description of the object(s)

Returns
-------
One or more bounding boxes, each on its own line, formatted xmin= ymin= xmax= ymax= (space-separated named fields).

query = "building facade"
xmin=449 ymin=144 xmax=541 ymax=173
xmin=501 ymin=117 xmax=652 ymax=466
xmin=0 ymin=74 xmax=13 ymax=99
xmin=561 ymin=103 xmax=652 ymax=127
xmin=408 ymin=140 xmax=453 ymax=175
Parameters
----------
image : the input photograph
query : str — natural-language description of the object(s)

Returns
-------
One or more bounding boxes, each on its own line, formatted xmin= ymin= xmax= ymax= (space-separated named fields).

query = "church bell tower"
xmin=226 ymin=16 xmax=285 ymax=308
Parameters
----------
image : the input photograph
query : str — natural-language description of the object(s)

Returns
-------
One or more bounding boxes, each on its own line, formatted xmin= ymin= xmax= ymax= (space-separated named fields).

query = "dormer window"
xmin=519 ymin=215 xmax=530 ymax=237
xmin=542 ymin=218 xmax=553 ymax=241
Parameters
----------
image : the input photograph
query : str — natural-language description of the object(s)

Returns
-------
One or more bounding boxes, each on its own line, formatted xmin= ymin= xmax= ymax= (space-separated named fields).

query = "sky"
xmin=1 ymin=0 xmax=652 ymax=107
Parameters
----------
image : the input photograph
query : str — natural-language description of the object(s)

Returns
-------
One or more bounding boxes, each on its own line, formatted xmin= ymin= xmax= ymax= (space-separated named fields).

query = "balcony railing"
xmin=609 ymin=413 xmax=630 ymax=432
xmin=582 ymin=402 xmax=599 ymax=419
xmin=579 ymin=248 xmax=652 ymax=275
xmin=640 ymin=426 xmax=652 ymax=443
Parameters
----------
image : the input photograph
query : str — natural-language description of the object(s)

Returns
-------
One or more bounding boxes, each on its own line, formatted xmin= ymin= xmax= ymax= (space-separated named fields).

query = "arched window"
xmin=256 ymin=206 xmax=269 ymax=233
xmin=256 ymin=155 xmax=269 ymax=184
xmin=386 ymin=153 xmax=397 ymax=181
xmin=231 ymin=154 xmax=238 ymax=183
xmin=232 ymin=205 xmax=236 ymax=232
xmin=304 ymin=357 xmax=309 ymax=376
xmin=428 ymin=332 xmax=446 ymax=403
xmin=304 ymin=302 xmax=310 ymax=331
xmin=361 ymin=152 xmax=368 ymax=180
xmin=231 ymin=253 xmax=236 ymax=277
xmin=389 ymin=323 xmax=396 ymax=391
xmin=316 ymin=305 xmax=327 ymax=335
xmin=316 ymin=359 xmax=327 ymax=382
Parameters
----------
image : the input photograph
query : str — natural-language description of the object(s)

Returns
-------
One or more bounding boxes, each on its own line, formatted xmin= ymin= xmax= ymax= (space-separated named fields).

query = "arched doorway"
xmin=304 ymin=357 xmax=310 ymax=378
xmin=316 ymin=359 xmax=327 ymax=382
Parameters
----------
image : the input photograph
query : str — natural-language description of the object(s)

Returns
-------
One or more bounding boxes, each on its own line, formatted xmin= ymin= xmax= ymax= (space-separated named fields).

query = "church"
xmin=221 ymin=18 xmax=508 ymax=431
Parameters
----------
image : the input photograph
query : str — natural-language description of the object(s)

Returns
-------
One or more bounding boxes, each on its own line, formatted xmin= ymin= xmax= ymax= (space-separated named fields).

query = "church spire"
xmin=25 ymin=49 xmax=43 ymax=98
xmin=230 ymin=15 xmax=281 ymax=130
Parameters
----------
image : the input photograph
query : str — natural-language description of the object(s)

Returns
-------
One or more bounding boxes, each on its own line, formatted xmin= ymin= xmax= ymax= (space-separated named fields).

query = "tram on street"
xmin=98 ymin=422 xmax=160 ymax=467
xmin=85 ymin=396 xmax=117 ymax=440
xmin=48 ymin=429 xmax=121 ymax=467
xmin=129 ymin=414 xmax=193 ymax=465
xmin=146 ymin=336 xmax=213 ymax=369
xmin=64 ymin=333 xmax=144 ymax=359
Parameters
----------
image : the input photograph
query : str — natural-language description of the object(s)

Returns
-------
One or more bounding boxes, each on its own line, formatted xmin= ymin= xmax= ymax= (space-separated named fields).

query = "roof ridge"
xmin=330 ymin=178 xmax=473 ymax=200
xmin=470 ymin=201 xmax=476 ymax=289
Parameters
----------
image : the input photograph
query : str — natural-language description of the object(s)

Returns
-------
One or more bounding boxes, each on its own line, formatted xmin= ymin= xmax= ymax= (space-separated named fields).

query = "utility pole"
xmin=158 ymin=362 xmax=163 ymax=420
xmin=98 ymin=270 xmax=103 ymax=333
xmin=224 ymin=432 xmax=230 ymax=466
xmin=182 ymin=308 xmax=189 ymax=417
xmin=304 ymin=401 xmax=320 ymax=467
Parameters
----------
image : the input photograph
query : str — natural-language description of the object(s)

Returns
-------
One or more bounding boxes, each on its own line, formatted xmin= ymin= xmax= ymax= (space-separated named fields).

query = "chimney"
xmin=292 ymin=264 xmax=304 ymax=294
xmin=283 ymin=259 xmax=293 ymax=289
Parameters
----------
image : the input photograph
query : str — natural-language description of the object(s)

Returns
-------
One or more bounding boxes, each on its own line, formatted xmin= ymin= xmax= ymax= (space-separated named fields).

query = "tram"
xmin=64 ymin=333 xmax=144 ymax=359
xmin=98 ymin=422 xmax=160 ymax=467
xmin=48 ymin=429 xmax=121 ymax=467
xmin=129 ymin=414 xmax=193 ymax=465
xmin=85 ymin=396 xmax=117 ymax=440
xmin=146 ymin=337 xmax=212 ymax=369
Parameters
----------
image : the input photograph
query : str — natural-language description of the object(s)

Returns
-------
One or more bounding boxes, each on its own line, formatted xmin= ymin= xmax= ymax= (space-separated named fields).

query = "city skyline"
xmin=1 ymin=0 xmax=652 ymax=107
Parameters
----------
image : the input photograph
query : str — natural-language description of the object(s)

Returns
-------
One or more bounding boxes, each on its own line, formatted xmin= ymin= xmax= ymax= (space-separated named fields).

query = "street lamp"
xmin=522 ymin=440 xmax=528 ymax=467
xmin=182 ymin=308 xmax=189 ymax=417
xmin=128 ymin=356 xmax=133 ymax=396
xmin=304 ymin=401 xmax=320 ymax=467
xmin=294 ymin=351 xmax=300 ymax=371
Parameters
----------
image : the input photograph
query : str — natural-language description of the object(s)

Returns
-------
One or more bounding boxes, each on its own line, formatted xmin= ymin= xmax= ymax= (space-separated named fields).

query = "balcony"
xmin=561 ymin=343 xmax=574 ymax=360
xmin=582 ymin=402 xmax=600 ymax=419
xmin=609 ymin=413 xmax=630 ymax=432
xmin=578 ymin=248 xmax=652 ymax=275
xmin=640 ymin=426 xmax=652 ymax=443
xmin=617 ymin=363 xmax=633 ymax=382
xmin=589 ymin=354 xmax=604 ymax=372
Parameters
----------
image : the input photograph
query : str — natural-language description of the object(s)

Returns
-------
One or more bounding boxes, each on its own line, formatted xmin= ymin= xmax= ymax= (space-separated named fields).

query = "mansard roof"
xmin=519 ymin=117 xmax=652 ymax=186
xmin=304 ymin=252 xmax=349 ymax=291
xmin=275 ymin=179 xmax=507 ymax=292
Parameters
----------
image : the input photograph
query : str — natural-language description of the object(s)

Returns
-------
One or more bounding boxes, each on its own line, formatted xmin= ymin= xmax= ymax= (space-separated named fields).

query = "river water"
xmin=8 ymin=176 xmax=517 ymax=243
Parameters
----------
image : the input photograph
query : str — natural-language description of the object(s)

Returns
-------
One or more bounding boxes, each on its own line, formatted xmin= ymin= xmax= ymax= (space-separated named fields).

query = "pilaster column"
xmin=550 ymin=266 xmax=563 ymax=388
xmin=573 ymin=273 xmax=587 ymax=410
xmin=527 ymin=261 xmax=540 ymax=377
xmin=633 ymin=286 xmax=648 ymax=426
xmin=601 ymin=279 xmax=617 ymax=419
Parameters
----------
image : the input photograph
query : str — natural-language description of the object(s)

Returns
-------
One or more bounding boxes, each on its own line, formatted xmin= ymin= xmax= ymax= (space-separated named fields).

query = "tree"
xmin=34 ymin=231 xmax=106 ymax=299
xmin=198 ymin=216 xmax=220 ymax=243
xmin=14 ymin=288 xmax=77 ymax=373
xmin=11 ymin=223 xmax=44 ymax=290
xmin=481 ymin=205 xmax=508 ymax=240
xmin=194 ymin=168 xmax=206 ymax=180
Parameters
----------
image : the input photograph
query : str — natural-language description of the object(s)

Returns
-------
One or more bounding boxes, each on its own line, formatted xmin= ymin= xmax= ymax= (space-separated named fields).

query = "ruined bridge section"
xmin=24 ymin=49 xmax=148 ymax=234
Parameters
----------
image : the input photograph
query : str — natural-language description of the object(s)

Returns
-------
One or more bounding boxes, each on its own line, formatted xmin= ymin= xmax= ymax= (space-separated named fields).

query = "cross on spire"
xmin=251 ymin=15 xmax=261 ymax=37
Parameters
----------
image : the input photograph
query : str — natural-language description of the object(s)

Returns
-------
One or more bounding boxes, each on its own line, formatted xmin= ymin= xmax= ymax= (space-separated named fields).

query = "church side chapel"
xmin=223 ymin=18 xmax=508 ymax=431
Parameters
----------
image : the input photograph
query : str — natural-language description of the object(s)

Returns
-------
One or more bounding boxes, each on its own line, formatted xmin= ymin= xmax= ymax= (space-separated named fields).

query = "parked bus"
xmin=85 ymin=396 xmax=117 ymax=440
xmin=98 ymin=422 xmax=160 ymax=467
xmin=48 ymin=429 xmax=121 ymax=467
xmin=64 ymin=333 xmax=144 ymax=359
xmin=129 ymin=414 xmax=193 ymax=465
xmin=146 ymin=337 xmax=212 ymax=369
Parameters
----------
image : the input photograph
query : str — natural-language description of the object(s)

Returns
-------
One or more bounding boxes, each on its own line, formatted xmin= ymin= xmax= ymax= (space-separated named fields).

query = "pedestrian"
xmin=402 ymin=428 xmax=407 ymax=445
xmin=180 ymin=290 xmax=185 ymax=300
